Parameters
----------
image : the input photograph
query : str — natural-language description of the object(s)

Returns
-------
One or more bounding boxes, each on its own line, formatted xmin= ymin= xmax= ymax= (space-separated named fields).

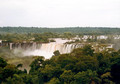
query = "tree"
xmin=53 ymin=50 xmax=60 ymax=56
xmin=47 ymin=78 xmax=60 ymax=84
xmin=5 ymin=74 xmax=25 ymax=84
xmin=74 ymin=70 xmax=100 ymax=84
xmin=0 ymin=57 xmax=7 ymax=83
xmin=82 ymin=45 xmax=94 ymax=56
xmin=39 ymin=64 xmax=56 ymax=82
xmin=60 ymin=70 xmax=74 ymax=84
xmin=56 ymin=54 xmax=76 ymax=68
xmin=101 ymin=72 xmax=114 ymax=84
xmin=0 ymin=57 xmax=7 ymax=68
xmin=111 ymin=61 xmax=120 ymax=84
xmin=29 ymin=56 xmax=45 ymax=73
xmin=3 ymin=64 xmax=17 ymax=79
xmin=39 ymin=64 xmax=62 ymax=82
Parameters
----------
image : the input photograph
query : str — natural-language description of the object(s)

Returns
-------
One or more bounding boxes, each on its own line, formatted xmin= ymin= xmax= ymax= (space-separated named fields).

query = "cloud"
xmin=0 ymin=0 xmax=120 ymax=27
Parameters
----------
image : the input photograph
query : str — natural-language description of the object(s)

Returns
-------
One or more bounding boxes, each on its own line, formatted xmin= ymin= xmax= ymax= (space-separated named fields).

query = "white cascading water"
xmin=13 ymin=38 xmax=84 ymax=59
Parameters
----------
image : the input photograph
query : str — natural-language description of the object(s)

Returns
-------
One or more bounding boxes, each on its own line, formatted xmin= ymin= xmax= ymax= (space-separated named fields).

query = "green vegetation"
xmin=0 ymin=45 xmax=120 ymax=84
xmin=0 ymin=33 xmax=57 ymax=43
xmin=0 ymin=32 xmax=75 ymax=43
xmin=1 ymin=27 xmax=120 ymax=45
xmin=0 ymin=27 xmax=120 ymax=35
xmin=1 ymin=27 xmax=120 ymax=84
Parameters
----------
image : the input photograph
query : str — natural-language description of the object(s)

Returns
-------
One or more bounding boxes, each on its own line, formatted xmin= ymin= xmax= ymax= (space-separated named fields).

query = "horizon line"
xmin=0 ymin=26 xmax=120 ymax=28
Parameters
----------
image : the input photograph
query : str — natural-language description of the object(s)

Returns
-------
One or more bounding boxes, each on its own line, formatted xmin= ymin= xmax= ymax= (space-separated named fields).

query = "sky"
xmin=0 ymin=0 xmax=120 ymax=27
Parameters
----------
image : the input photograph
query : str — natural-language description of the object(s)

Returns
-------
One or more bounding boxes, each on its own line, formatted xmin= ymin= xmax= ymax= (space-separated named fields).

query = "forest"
xmin=0 ymin=27 xmax=120 ymax=84
xmin=0 ymin=27 xmax=120 ymax=35
xmin=0 ymin=45 xmax=120 ymax=84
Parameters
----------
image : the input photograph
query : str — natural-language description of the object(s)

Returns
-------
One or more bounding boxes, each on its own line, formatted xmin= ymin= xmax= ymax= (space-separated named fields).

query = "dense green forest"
xmin=1 ymin=27 xmax=120 ymax=43
xmin=0 ymin=45 xmax=120 ymax=84
xmin=1 ymin=27 xmax=120 ymax=84
xmin=0 ymin=32 xmax=75 ymax=43
xmin=0 ymin=27 xmax=120 ymax=35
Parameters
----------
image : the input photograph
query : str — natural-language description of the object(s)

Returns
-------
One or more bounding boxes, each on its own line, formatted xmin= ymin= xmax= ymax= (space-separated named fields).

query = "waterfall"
xmin=12 ymin=42 xmax=84 ymax=59
xmin=10 ymin=43 xmax=13 ymax=50
xmin=11 ymin=38 xmax=84 ymax=59
xmin=21 ymin=43 xmax=84 ymax=59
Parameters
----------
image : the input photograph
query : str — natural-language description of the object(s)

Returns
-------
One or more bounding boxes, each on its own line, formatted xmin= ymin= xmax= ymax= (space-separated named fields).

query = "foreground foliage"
xmin=0 ymin=45 xmax=120 ymax=84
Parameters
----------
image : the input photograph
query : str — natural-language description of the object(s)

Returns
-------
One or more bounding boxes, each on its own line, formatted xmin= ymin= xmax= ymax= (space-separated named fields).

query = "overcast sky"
xmin=0 ymin=0 xmax=120 ymax=27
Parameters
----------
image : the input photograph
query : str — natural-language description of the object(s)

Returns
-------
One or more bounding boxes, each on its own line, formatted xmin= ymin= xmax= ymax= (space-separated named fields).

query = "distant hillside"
xmin=0 ymin=27 xmax=120 ymax=35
